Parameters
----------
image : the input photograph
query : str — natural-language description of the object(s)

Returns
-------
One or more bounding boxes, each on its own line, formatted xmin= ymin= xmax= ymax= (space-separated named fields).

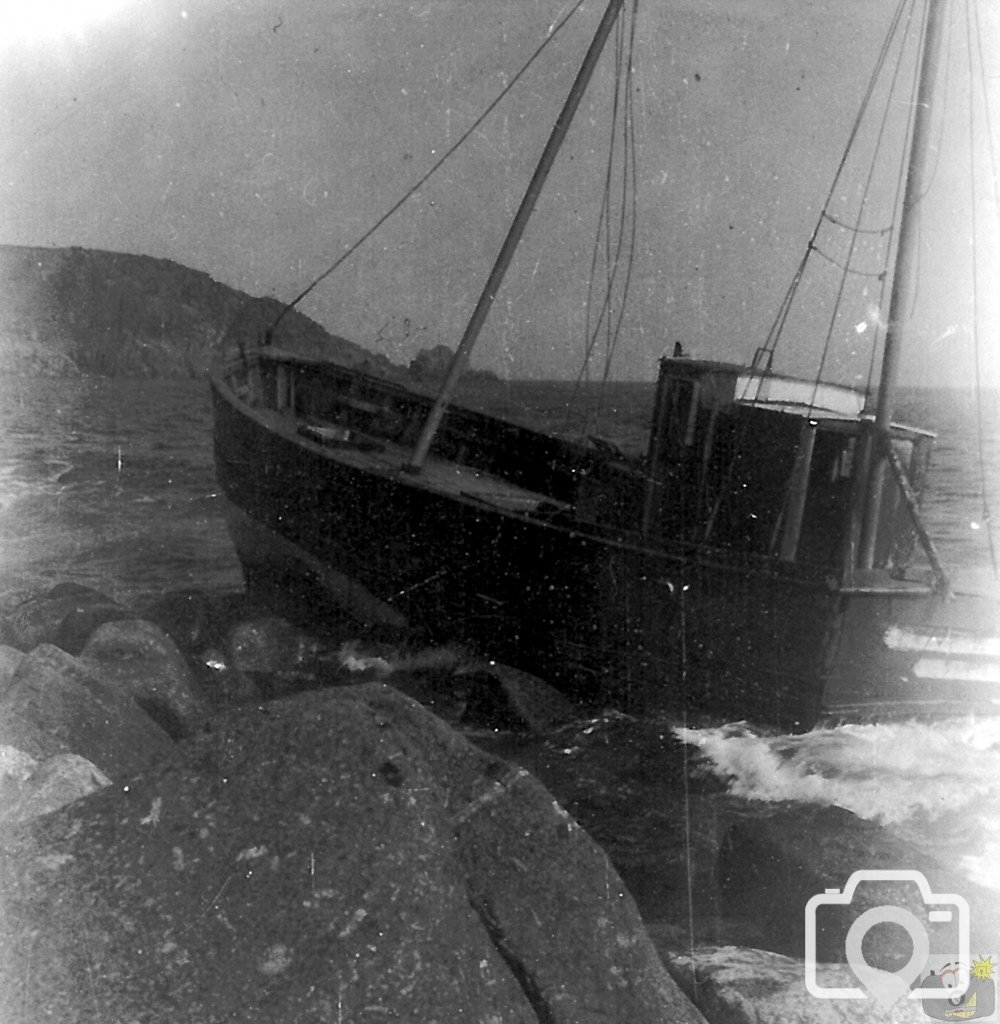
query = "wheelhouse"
xmin=642 ymin=355 xmax=935 ymax=576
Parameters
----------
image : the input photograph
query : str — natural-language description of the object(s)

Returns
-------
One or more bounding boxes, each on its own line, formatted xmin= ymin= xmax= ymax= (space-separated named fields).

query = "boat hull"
xmin=211 ymin=367 xmax=818 ymax=728
xmin=821 ymin=580 xmax=1000 ymax=723
xmin=210 ymin=362 xmax=1000 ymax=731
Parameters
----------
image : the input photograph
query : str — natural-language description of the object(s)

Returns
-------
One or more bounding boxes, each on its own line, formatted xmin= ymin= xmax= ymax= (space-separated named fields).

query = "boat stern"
xmin=823 ymin=577 xmax=1000 ymax=722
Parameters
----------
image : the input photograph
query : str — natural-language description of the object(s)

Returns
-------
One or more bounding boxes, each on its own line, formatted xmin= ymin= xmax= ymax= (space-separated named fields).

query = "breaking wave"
xmin=676 ymin=717 xmax=1000 ymax=890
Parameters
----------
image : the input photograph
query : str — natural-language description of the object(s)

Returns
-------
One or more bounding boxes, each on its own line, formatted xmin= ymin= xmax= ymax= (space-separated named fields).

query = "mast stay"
xmin=404 ymin=0 xmax=631 ymax=474
xmin=262 ymin=0 xmax=590 ymax=340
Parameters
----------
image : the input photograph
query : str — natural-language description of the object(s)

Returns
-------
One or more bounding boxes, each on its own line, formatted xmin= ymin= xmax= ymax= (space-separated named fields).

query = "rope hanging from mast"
xmin=585 ymin=2 xmax=641 ymax=378
xmin=725 ymin=0 xmax=923 ymax=539
xmin=747 ymin=0 xmax=918 ymax=397
xmin=808 ymin=12 xmax=918 ymax=405
xmin=405 ymin=0 xmax=632 ymax=473
xmin=263 ymin=0 xmax=590 ymax=338
xmin=965 ymin=0 xmax=999 ymax=577
xmin=570 ymin=0 xmax=642 ymax=437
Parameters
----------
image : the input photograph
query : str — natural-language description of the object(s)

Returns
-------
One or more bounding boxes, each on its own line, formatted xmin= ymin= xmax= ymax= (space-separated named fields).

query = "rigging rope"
xmin=966 ymin=0 xmax=999 ymax=576
xmin=821 ymin=211 xmax=892 ymax=235
xmin=578 ymin=16 xmax=626 ymax=390
xmin=595 ymin=5 xmax=641 ymax=412
xmin=806 ymin=245 xmax=887 ymax=278
xmin=915 ymin=0 xmax=954 ymax=206
xmin=807 ymin=0 xmax=924 ymax=409
xmin=715 ymin=0 xmax=919 ymax=551
xmin=567 ymin=0 xmax=641 ymax=436
xmin=746 ymin=0 xmax=914 ymax=396
xmin=265 ymin=0 xmax=589 ymax=335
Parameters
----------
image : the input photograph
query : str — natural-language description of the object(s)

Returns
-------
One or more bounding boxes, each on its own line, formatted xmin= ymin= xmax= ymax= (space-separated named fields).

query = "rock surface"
xmin=0 ymin=684 xmax=704 ymax=1023
xmin=225 ymin=615 xmax=325 ymax=700
xmin=666 ymin=945 xmax=925 ymax=1023
xmin=0 ymin=644 xmax=25 ymax=698
xmin=79 ymin=618 xmax=209 ymax=738
xmin=0 ymin=644 xmax=175 ymax=778
xmin=457 ymin=661 xmax=580 ymax=733
xmin=2 ymin=582 xmax=128 ymax=653
xmin=137 ymin=588 xmax=235 ymax=657
xmin=716 ymin=804 xmax=1000 ymax=965
xmin=338 ymin=646 xmax=581 ymax=734
xmin=0 ymin=752 xmax=111 ymax=826
xmin=0 ymin=745 xmax=40 ymax=807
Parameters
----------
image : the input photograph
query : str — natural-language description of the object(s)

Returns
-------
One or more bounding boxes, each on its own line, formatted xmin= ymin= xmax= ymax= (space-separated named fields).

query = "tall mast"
xmin=405 ymin=0 xmax=628 ymax=474
xmin=858 ymin=0 xmax=950 ymax=568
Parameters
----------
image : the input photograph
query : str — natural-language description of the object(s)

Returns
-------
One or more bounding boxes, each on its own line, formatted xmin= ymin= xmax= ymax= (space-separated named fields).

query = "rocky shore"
xmin=1 ymin=581 xmax=995 ymax=1022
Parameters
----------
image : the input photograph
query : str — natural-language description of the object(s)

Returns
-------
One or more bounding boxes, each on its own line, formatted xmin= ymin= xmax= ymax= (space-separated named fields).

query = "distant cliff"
xmin=0 ymin=245 xmax=390 ymax=378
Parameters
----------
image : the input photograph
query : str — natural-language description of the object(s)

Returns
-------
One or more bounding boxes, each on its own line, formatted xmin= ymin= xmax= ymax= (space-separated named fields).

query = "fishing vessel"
xmin=210 ymin=0 xmax=1000 ymax=729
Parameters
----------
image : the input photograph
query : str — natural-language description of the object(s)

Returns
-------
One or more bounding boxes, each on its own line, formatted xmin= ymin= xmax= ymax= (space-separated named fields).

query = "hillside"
xmin=0 ymin=245 xmax=392 ymax=378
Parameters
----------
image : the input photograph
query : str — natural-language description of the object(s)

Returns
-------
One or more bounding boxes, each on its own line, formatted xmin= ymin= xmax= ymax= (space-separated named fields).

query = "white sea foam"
xmin=677 ymin=718 xmax=1000 ymax=822
xmin=0 ymin=463 xmax=58 ymax=513
xmin=336 ymin=641 xmax=462 ymax=677
xmin=676 ymin=717 xmax=1000 ymax=889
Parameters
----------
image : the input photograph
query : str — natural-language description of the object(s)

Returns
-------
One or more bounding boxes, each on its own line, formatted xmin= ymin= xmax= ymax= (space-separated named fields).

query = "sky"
xmin=2 ymin=0 xmax=999 ymax=387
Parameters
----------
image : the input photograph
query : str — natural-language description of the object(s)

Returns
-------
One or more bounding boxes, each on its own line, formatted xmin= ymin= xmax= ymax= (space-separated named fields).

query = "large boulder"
xmin=334 ymin=640 xmax=470 ymax=723
xmin=0 ymin=745 xmax=39 ymax=811
xmin=3 ymin=581 xmax=134 ymax=654
xmin=0 ymin=644 xmax=175 ymax=779
xmin=79 ymin=618 xmax=208 ymax=737
xmin=335 ymin=643 xmax=580 ymax=732
xmin=137 ymin=590 xmax=267 ymax=708
xmin=0 ymin=684 xmax=704 ymax=1023
xmin=225 ymin=615 xmax=323 ymax=700
xmin=0 ymin=752 xmax=111 ymax=826
xmin=54 ymin=601 xmax=138 ymax=656
xmin=137 ymin=588 xmax=230 ymax=657
xmin=0 ymin=615 xmax=23 ymax=650
xmin=456 ymin=661 xmax=580 ymax=733
xmin=0 ymin=644 xmax=25 ymax=698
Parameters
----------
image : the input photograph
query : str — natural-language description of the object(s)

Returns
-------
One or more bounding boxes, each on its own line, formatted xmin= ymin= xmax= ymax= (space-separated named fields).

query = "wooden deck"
xmin=267 ymin=407 xmax=570 ymax=515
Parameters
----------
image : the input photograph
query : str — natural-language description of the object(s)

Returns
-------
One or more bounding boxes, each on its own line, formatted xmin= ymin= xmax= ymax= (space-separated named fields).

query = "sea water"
xmin=1 ymin=375 xmax=999 ymax=936
xmin=0 ymin=377 xmax=242 ymax=601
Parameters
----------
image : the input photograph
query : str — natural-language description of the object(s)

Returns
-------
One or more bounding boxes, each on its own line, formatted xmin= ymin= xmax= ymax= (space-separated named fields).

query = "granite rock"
xmin=0 ymin=684 xmax=704 ymax=1023
xmin=79 ymin=618 xmax=208 ymax=737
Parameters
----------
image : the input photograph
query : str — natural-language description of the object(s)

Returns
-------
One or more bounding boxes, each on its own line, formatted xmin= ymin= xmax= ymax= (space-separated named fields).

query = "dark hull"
xmin=210 ymin=358 xmax=1000 ymax=731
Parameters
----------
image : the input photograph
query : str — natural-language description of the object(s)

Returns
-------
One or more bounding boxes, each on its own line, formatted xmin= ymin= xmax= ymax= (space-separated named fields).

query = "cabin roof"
xmin=659 ymin=356 xmax=935 ymax=439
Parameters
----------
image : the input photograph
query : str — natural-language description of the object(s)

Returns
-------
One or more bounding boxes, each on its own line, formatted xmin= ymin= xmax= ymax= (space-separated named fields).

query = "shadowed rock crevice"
xmin=469 ymin=893 xmax=556 ymax=1024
